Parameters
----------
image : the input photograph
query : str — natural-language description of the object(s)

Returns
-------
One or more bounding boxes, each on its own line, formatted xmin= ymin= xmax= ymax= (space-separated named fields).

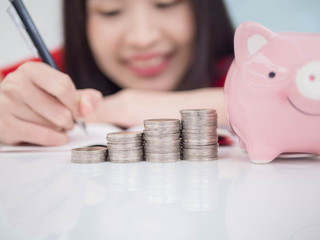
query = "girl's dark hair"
xmin=64 ymin=0 xmax=234 ymax=95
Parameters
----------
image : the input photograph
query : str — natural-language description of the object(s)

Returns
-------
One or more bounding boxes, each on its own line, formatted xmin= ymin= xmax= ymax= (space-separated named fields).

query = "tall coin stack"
xmin=107 ymin=131 xmax=143 ymax=163
xmin=143 ymin=119 xmax=181 ymax=163
xmin=180 ymin=109 xmax=218 ymax=161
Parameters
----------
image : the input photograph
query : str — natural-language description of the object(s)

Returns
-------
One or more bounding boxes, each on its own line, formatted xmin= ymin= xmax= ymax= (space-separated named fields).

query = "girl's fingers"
xmin=77 ymin=89 xmax=103 ymax=117
xmin=17 ymin=62 xmax=80 ymax=115
xmin=2 ymin=73 xmax=74 ymax=130
xmin=0 ymin=95 xmax=63 ymax=131
xmin=78 ymin=90 xmax=104 ymax=117
xmin=21 ymin=63 xmax=104 ymax=121
xmin=0 ymin=62 xmax=85 ymax=146
xmin=0 ymin=114 xmax=68 ymax=146
xmin=2 ymin=63 xmax=77 ymax=130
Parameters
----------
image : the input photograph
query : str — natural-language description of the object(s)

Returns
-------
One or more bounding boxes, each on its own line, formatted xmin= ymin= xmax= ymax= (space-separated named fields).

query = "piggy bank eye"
xmin=268 ymin=71 xmax=276 ymax=78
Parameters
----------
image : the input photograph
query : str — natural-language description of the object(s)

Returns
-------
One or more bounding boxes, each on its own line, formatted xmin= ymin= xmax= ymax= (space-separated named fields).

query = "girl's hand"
xmin=86 ymin=88 xmax=227 ymax=128
xmin=0 ymin=62 xmax=102 ymax=146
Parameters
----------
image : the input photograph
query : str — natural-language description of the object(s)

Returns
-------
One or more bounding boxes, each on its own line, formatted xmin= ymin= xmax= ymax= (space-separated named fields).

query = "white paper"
xmin=0 ymin=123 xmax=143 ymax=153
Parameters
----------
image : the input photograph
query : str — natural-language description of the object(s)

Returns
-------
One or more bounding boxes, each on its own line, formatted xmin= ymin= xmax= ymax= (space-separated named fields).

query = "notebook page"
xmin=0 ymin=123 xmax=122 ymax=152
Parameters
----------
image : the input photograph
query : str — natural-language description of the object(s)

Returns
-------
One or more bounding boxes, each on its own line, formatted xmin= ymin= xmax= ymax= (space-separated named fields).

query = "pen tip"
xmin=76 ymin=119 xmax=87 ymax=135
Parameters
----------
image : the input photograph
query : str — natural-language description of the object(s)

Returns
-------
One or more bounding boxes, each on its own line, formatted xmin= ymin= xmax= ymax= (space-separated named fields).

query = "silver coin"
xmin=108 ymin=150 xmax=143 ymax=158
xmin=182 ymin=139 xmax=217 ymax=145
xmin=144 ymin=119 xmax=180 ymax=131
xmin=183 ymin=146 xmax=218 ymax=152
xmin=72 ymin=153 xmax=107 ymax=159
xmin=143 ymin=131 xmax=180 ymax=137
xmin=182 ymin=117 xmax=217 ymax=122
xmin=145 ymin=153 xmax=181 ymax=163
xmin=108 ymin=144 xmax=142 ymax=151
xmin=144 ymin=141 xmax=181 ymax=148
xmin=181 ymin=124 xmax=217 ymax=130
xmin=145 ymin=152 xmax=180 ymax=158
xmin=144 ymin=118 xmax=180 ymax=125
xmin=71 ymin=147 xmax=107 ymax=163
xmin=183 ymin=143 xmax=219 ymax=149
xmin=181 ymin=120 xmax=217 ymax=126
xmin=181 ymin=112 xmax=217 ymax=117
xmin=181 ymin=123 xmax=217 ymax=130
xmin=181 ymin=115 xmax=217 ymax=120
xmin=180 ymin=109 xmax=217 ymax=116
xmin=72 ymin=153 xmax=108 ymax=159
xmin=144 ymin=126 xmax=180 ymax=132
xmin=181 ymin=116 xmax=217 ymax=121
xmin=181 ymin=128 xmax=217 ymax=134
xmin=108 ymin=141 xmax=143 ymax=148
xmin=108 ymin=156 xmax=143 ymax=162
xmin=144 ymin=144 xmax=181 ymax=150
xmin=107 ymin=131 xmax=142 ymax=139
xmin=108 ymin=148 xmax=143 ymax=154
xmin=109 ymin=158 xmax=142 ymax=163
xmin=183 ymin=150 xmax=218 ymax=157
xmin=181 ymin=122 xmax=217 ymax=128
xmin=182 ymin=154 xmax=218 ymax=160
xmin=143 ymin=129 xmax=180 ymax=135
xmin=107 ymin=137 xmax=142 ymax=143
xmin=182 ymin=133 xmax=218 ymax=139
xmin=182 ymin=156 xmax=218 ymax=161
xmin=144 ymin=146 xmax=181 ymax=154
xmin=107 ymin=132 xmax=142 ymax=144
xmin=72 ymin=156 xmax=107 ymax=163
xmin=145 ymin=157 xmax=180 ymax=163
xmin=143 ymin=135 xmax=181 ymax=141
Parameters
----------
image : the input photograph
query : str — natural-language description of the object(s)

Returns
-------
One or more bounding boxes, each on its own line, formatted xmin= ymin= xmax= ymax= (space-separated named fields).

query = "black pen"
xmin=8 ymin=0 xmax=87 ymax=134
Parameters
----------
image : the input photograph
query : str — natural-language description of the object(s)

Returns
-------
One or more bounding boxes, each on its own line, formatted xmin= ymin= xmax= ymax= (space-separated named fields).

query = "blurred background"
xmin=0 ymin=0 xmax=319 ymax=68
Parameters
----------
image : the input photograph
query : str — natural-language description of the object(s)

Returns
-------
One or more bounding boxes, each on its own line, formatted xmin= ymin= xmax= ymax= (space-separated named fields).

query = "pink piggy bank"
xmin=225 ymin=22 xmax=320 ymax=163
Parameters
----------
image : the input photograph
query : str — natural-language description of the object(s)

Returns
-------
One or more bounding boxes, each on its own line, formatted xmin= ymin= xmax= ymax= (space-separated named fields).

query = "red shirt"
xmin=0 ymin=48 xmax=64 ymax=81
xmin=213 ymin=56 xmax=233 ymax=87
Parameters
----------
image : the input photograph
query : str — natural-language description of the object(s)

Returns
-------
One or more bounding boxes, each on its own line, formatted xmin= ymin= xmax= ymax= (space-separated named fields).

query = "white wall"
xmin=225 ymin=0 xmax=320 ymax=33
xmin=0 ymin=0 xmax=319 ymax=68
xmin=0 ymin=0 xmax=62 ymax=68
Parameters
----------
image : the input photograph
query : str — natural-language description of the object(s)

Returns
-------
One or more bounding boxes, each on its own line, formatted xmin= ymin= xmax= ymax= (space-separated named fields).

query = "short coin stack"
xmin=107 ymin=131 xmax=143 ymax=163
xmin=143 ymin=119 xmax=181 ymax=163
xmin=180 ymin=109 xmax=218 ymax=161
xmin=71 ymin=146 xmax=107 ymax=163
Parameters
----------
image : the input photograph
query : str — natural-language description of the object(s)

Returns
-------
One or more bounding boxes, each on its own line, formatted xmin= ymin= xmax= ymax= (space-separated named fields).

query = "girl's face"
xmin=86 ymin=0 xmax=195 ymax=91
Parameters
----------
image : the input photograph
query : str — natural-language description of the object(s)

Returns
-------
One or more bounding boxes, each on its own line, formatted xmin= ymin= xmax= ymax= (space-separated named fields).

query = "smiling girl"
xmin=0 ymin=0 xmax=234 ymax=145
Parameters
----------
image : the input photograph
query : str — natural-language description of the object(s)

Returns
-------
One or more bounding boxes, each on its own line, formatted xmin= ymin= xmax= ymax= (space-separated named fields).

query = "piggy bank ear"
xmin=234 ymin=22 xmax=276 ymax=63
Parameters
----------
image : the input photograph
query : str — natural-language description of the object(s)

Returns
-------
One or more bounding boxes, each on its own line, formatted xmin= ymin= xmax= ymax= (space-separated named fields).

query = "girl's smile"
xmin=123 ymin=52 xmax=172 ymax=78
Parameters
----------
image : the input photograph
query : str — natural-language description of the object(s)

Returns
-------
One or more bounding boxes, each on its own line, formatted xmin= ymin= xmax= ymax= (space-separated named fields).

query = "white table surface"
xmin=0 ymin=145 xmax=319 ymax=240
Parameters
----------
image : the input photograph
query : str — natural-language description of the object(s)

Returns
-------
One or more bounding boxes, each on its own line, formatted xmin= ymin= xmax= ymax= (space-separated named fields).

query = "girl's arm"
xmin=86 ymin=87 xmax=227 ymax=128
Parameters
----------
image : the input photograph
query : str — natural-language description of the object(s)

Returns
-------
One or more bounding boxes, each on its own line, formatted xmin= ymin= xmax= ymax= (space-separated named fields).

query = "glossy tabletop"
xmin=0 ymin=146 xmax=320 ymax=240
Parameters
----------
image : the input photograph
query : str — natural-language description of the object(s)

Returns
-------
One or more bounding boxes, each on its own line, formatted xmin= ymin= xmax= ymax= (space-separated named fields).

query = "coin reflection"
xmin=145 ymin=162 xmax=181 ymax=204
xmin=105 ymin=161 xmax=144 ymax=192
xmin=181 ymin=161 xmax=220 ymax=211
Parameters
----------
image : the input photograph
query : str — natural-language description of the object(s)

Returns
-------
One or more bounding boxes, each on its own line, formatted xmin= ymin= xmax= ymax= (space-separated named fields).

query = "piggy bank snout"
xmin=296 ymin=61 xmax=320 ymax=100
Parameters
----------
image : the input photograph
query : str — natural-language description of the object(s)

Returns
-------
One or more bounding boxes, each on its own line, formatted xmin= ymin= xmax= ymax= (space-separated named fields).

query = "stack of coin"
xmin=143 ymin=119 xmax=181 ymax=163
xmin=71 ymin=146 xmax=107 ymax=164
xmin=107 ymin=131 xmax=143 ymax=163
xmin=180 ymin=109 xmax=218 ymax=161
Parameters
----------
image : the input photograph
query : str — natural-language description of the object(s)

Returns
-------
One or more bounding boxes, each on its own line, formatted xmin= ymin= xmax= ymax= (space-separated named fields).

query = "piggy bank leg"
xmin=246 ymin=144 xmax=280 ymax=164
